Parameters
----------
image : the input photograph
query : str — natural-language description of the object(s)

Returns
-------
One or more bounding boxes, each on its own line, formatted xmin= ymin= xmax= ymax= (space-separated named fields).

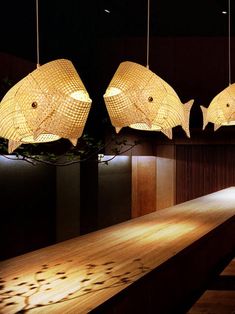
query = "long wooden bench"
xmin=1 ymin=187 xmax=235 ymax=313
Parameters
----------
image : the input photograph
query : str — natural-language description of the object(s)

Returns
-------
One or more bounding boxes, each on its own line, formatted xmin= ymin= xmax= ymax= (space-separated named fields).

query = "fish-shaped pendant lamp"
xmin=201 ymin=0 xmax=235 ymax=132
xmin=0 ymin=59 xmax=92 ymax=153
xmin=104 ymin=61 xmax=193 ymax=139
xmin=201 ymin=83 xmax=235 ymax=131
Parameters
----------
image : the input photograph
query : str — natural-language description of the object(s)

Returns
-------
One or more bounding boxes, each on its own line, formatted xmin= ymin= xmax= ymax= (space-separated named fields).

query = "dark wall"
xmin=80 ymin=160 xmax=99 ymax=235
xmin=98 ymin=156 xmax=132 ymax=229
xmin=176 ymin=145 xmax=235 ymax=203
xmin=0 ymin=155 xmax=133 ymax=260
xmin=0 ymin=157 xmax=56 ymax=260
xmin=2 ymin=143 xmax=235 ymax=260
xmin=56 ymin=163 xmax=80 ymax=242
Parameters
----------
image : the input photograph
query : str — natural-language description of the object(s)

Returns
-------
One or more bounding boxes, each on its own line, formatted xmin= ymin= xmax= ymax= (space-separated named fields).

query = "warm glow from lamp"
xmin=130 ymin=123 xmax=162 ymax=131
xmin=106 ymin=87 xmax=122 ymax=96
xmin=70 ymin=90 xmax=90 ymax=101
xmin=0 ymin=59 xmax=92 ymax=153
xmin=21 ymin=134 xmax=61 ymax=143
xmin=138 ymin=221 xmax=199 ymax=244
xmin=104 ymin=61 xmax=193 ymax=138
xmin=222 ymin=120 xmax=235 ymax=125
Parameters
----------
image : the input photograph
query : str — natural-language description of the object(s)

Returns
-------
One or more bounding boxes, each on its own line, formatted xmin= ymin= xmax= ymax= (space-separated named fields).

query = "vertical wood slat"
xmin=176 ymin=145 xmax=235 ymax=204
xmin=131 ymin=156 xmax=157 ymax=217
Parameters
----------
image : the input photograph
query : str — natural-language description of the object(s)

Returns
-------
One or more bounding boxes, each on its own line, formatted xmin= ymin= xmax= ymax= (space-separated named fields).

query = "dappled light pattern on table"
xmin=0 ymin=258 xmax=150 ymax=313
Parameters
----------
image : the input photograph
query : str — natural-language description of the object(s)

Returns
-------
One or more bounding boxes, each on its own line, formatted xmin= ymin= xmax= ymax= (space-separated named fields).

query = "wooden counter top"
xmin=1 ymin=187 xmax=235 ymax=313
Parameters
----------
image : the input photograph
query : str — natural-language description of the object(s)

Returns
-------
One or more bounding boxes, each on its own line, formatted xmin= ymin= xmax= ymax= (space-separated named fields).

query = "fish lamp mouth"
xmin=105 ymin=87 xmax=121 ymax=97
xmin=222 ymin=120 xmax=235 ymax=126
xmin=129 ymin=122 xmax=162 ymax=131
xmin=21 ymin=134 xmax=60 ymax=143
xmin=221 ymin=112 xmax=235 ymax=126
xmin=70 ymin=90 xmax=91 ymax=102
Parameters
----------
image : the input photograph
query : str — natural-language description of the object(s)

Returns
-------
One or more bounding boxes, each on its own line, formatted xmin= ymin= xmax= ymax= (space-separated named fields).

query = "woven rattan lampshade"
xmin=201 ymin=83 xmax=235 ymax=131
xmin=104 ymin=61 xmax=193 ymax=138
xmin=0 ymin=59 xmax=92 ymax=153
xmin=201 ymin=0 xmax=234 ymax=132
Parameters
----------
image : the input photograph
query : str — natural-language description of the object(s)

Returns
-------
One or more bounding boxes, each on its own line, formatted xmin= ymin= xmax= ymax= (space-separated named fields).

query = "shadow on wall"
xmin=98 ymin=156 xmax=132 ymax=229
xmin=0 ymin=157 xmax=56 ymax=260
xmin=0 ymin=156 xmax=133 ymax=260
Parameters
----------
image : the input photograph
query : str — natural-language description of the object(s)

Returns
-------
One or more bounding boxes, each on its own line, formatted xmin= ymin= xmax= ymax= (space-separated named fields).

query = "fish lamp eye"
xmin=31 ymin=101 xmax=38 ymax=109
xmin=226 ymin=103 xmax=230 ymax=107
xmin=148 ymin=96 xmax=153 ymax=102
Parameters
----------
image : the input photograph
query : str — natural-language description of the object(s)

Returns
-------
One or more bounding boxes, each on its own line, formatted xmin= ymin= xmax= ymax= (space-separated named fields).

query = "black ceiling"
xmin=0 ymin=0 xmax=233 ymax=61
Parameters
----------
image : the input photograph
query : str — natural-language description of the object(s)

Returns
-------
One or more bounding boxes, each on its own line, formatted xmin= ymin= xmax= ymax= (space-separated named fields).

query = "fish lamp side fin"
xmin=69 ymin=138 xmax=78 ymax=146
xmin=200 ymin=106 xmax=208 ymax=130
xmin=161 ymin=128 xmax=172 ymax=139
xmin=182 ymin=99 xmax=194 ymax=138
xmin=214 ymin=124 xmax=221 ymax=131
xmin=8 ymin=140 xmax=21 ymax=154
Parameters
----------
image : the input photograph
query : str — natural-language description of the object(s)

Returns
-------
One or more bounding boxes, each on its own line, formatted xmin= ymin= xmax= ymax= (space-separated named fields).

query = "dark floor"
xmin=188 ymin=259 xmax=235 ymax=313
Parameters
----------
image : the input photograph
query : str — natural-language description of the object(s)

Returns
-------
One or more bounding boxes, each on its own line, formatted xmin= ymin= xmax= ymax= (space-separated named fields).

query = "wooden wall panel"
xmin=132 ymin=156 xmax=157 ymax=217
xmin=176 ymin=145 xmax=235 ymax=203
xmin=156 ymin=145 xmax=176 ymax=210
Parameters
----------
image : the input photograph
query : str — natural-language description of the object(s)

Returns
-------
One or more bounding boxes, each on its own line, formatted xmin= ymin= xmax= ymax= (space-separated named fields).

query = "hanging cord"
xmin=36 ymin=0 xmax=40 ymax=68
xmin=146 ymin=0 xmax=150 ymax=69
xmin=228 ymin=0 xmax=231 ymax=85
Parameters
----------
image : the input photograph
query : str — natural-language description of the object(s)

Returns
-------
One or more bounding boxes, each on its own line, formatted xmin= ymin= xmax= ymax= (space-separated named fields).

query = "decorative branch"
xmin=0 ymin=135 xmax=140 ymax=166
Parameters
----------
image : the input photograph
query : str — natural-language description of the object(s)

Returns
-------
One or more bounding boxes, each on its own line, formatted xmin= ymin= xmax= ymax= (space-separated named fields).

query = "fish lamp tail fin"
xmin=182 ymin=99 xmax=194 ymax=138
xmin=200 ymin=106 xmax=208 ymax=130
